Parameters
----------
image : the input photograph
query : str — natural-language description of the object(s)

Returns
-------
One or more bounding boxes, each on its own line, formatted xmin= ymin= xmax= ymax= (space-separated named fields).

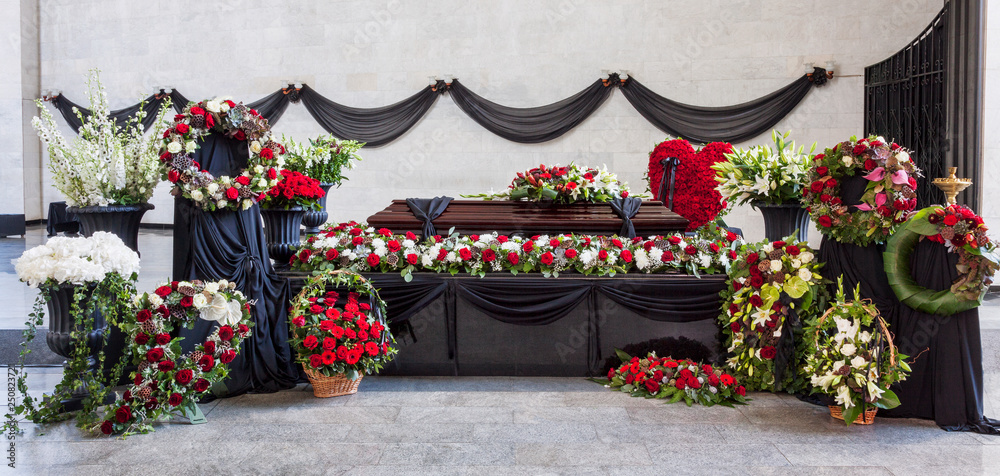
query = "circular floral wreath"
xmin=647 ymin=139 xmax=731 ymax=231
xmin=803 ymin=135 xmax=921 ymax=246
xmin=98 ymin=279 xmax=253 ymax=436
xmin=884 ymin=205 xmax=1000 ymax=316
xmin=160 ymin=97 xmax=285 ymax=211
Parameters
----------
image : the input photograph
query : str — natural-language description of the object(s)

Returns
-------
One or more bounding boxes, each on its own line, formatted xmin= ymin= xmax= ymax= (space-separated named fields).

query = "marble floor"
xmin=3 ymin=227 xmax=1000 ymax=474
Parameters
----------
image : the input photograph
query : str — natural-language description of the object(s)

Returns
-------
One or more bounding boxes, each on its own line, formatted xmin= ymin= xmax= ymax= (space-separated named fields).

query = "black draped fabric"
xmin=45 ymin=201 xmax=79 ymax=236
xmin=406 ymin=197 xmax=453 ymax=238
xmin=172 ymin=133 xmax=297 ymax=396
xmin=608 ymin=196 xmax=642 ymax=238
xmin=882 ymin=239 xmax=1000 ymax=434
xmin=299 ymin=85 xmax=440 ymax=147
xmin=365 ymin=274 xmax=448 ymax=324
xmin=595 ymin=277 xmax=727 ymax=322
xmin=169 ymin=91 xmax=191 ymax=112
xmin=818 ymin=237 xmax=899 ymax=316
xmin=619 ymin=74 xmax=817 ymax=144
xmin=247 ymin=90 xmax=292 ymax=125
xmin=457 ymin=279 xmax=592 ymax=326
xmin=448 ymin=78 xmax=614 ymax=143
xmin=51 ymin=94 xmax=169 ymax=133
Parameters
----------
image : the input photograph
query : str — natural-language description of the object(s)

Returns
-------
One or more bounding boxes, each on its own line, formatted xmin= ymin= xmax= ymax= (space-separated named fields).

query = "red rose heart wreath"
xmin=647 ymin=139 xmax=732 ymax=231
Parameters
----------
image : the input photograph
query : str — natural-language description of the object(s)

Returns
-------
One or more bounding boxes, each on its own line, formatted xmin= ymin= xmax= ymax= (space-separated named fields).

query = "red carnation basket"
xmin=302 ymin=366 xmax=362 ymax=398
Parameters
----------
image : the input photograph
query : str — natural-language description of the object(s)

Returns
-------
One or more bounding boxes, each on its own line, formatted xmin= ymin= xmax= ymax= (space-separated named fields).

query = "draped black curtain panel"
xmin=51 ymin=93 xmax=170 ymax=133
xmin=619 ymin=74 xmax=817 ymax=144
xmin=46 ymin=70 xmax=825 ymax=145
xmin=448 ymin=78 xmax=616 ymax=143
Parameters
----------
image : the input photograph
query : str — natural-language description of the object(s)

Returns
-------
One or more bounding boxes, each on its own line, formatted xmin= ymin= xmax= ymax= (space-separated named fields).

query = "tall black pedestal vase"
xmin=43 ymin=283 xmax=107 ymax=412
xmin=302 ymin=183 xmax=334 ymax=235
xmin=261 ymin=207 xmax=306 ymax=269
xmin=67 ymin=203 xmax=153 ymax=254
xmin=753 ymin=202 xmax=810 ymax=242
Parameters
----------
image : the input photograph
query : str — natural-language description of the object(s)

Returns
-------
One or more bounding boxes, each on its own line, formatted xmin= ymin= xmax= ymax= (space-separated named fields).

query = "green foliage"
xmin=282 ymin=134 xmax=363 ymax=186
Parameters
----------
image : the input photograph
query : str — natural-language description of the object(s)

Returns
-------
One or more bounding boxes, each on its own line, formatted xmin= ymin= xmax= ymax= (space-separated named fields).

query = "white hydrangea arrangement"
xmin=32 ymin=69 xmax=169 ymax=207
xmin=14 ymin=232 xmax=140 ymax=288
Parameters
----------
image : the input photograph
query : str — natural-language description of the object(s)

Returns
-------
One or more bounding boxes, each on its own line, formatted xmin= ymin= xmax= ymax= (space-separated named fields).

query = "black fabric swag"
xmin=619 ymin=74 xmax=816 ymax=143
xmin=881 ymin=239 xmax=1000 ymax=434
xmin=172 ymin=133 xmax=298 ymax=396
xmin=448 ymin=78 xmax=615 ymax=143
xmin=299 ymin=85 xmax=442 ymax=147
xmin=608 ymin=196 xmax=642 ymax=238
xmin=51 ymin=93 xmax=170 ymax=133
xmin=405 ymin=197 xmax=453 ymax=238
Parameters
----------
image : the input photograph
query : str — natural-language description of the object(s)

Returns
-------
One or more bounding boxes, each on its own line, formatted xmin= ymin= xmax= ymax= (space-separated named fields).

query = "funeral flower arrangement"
xmin=712 ymin=130 xmax=814 ymax=207
xmin=463 ymin=163 xmax=633 ymax=204
xmin=922 ymin=205 xmax=999 ymax=300
xmin=595 ymin=350 xmax=748 ymax=407
xmin=14 ymin=231 xmax=140 ymax=288
xmin=288 ymin=271 xmax=397 ymax=380
xmin=804 ymin=282 xmax=910 ymax=425
xmin=289 ymin=222 xmax=739 ymax=280
xmin=160 ymin=97 xmax=284 ymax=211
xmin=32 ymin=69 xmax=169 ymax=207
xmin=647 ymin=138 xmax=732 ymax=231
xmin=282 ymin=134 xmax=363 ymax=186
xmin=259 ymin=169 xmax=327 ymax=211
xmin=718 ymin=237 xmax=828 ymax=392
xmin=99 ymin=279 xmax=253 ymax=435
xmin=803 ymin=135 xmax=921 ymax=246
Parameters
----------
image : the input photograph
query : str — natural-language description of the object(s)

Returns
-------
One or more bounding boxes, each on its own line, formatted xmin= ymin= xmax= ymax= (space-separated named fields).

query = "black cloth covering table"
xmin=46 ymin=201 xmax=80 ymax=236
xmin=881 ymin=239 xmax=1000 ymax=434
xmin=818 ymin=236 xmax=899 ymax=317
xmin=172 ymin=133 xmax=298 ymax=396
xmin=285 ymin=272 xmax=727 ymax=376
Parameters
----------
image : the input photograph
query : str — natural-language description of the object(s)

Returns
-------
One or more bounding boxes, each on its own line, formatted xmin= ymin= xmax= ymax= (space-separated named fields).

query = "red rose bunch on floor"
xmin=288 ymin=271 xmax=397 ymax=379
xmin=99 ymin=279 xmax=253 ymax=436
xmin=598 ymin=350 xmax=748 ymax=407
xmin=647 ymin=139 xmax=732 ymax=231
xmin=261 ymin=169 xmax=327 ymax=211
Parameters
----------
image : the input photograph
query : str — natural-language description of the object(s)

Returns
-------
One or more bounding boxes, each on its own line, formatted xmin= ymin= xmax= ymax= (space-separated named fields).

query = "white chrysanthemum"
xmin=634 ymin=249 xmax=650 ymax=270
xmin=500 ymin=241 xmax=519 ymax=252
xmin=648 ymin=247 xmax=663 ymax=262
xmin=700 ymin=254 xmax=711 ymax=268
xmin=402 ymin=239 xmax=415 ymax=249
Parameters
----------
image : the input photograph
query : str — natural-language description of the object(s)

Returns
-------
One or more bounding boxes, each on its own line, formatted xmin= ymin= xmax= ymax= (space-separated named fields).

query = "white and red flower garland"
xmin=290 ymin=222 xmax=740 ymax=279
xmin=99 ymin=279 xmax=253 ymax=436
xmin=599 ymin=351 xmax=748 ymax=407
xmin=160 ymin=97 xmax=284 ymax=211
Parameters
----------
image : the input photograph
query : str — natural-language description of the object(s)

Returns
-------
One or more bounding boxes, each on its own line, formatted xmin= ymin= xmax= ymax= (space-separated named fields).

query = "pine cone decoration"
xmin=654 ymin=240 xmax=669 ymax=250
xmin=177 ymin=285 xmax=197 ymax=296
xmin=768 ymin=249 xmax=785 ymax=261
xmin=140 ymin=320 xmax=157 ymax=334
xmin=757 ymin=261 xmax=771 ymax=273
xmin=385 ymin=254 xmax=399 ymax=266
xmin=339 ymin=256 xmax=351 ymax=267
xmin=363 ymin=237 xmax=373 ymax=245
xmin=188 ymin=114 xmax=205 ymax=129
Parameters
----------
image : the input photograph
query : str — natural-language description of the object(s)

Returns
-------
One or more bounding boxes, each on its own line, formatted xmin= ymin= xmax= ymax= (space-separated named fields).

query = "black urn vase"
xmin=44 ymin=283 xmax=107 ymax=411
xmin=66 ymin=203 xmax=153 ymax=254
xmin=753 ymin=202 xmax=810 ymax=243
xmin=261 ymin=207 xmax=306 ymax=267
xmin=301 ymin=183 xmax=334 ymax=235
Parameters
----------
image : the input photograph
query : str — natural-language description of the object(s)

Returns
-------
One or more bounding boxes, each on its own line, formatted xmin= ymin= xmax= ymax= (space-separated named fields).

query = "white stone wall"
xmin=984 ymin=0 xmax=1000 ymax=230
xmin=21 ymin=0 xmax=946 ymax=243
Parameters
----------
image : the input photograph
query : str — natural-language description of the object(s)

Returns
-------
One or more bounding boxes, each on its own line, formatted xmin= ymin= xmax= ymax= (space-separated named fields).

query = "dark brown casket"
xmin=366 ymin=200 xmax=689 ymax=236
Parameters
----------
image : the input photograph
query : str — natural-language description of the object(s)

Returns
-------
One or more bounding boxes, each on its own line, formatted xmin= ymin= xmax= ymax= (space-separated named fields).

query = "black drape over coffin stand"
xmin=49 ymin=70 xmax=826 ymax=146
xmin=284 ymin=273 xmax=727 ymax=377
xmin=172 ymin=133 xmax=298 ymax=396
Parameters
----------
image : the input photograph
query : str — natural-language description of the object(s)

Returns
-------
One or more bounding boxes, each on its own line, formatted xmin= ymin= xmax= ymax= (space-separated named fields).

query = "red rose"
xmin=826 ymin=178 xmax=838 ymax=188
xmin=167 ymin=169 xmax=180 ymax=183
xmin=643 ymin=379 xmax=661 ymax=394
xmin=864 ymin=159 xmax=877 ymax=171
xmin=818 ymin=215 xmax=833 ymax=227
xmin=746 ymin=252 xmax=759 ymax=264
xmin=298 ymin=249 xmax=312 ymax=263
xmin=482 ymin=249 xmax=496 ymax=262
xmin=736 ymin=386 xmax=746 ymax=396
xmin=349 ymin=227 xmax=363 ymax=236
xmin=190 ymin=106 xmax=205 ymax=116
xmin=180 ymin=296 xmax=193 ymax=308
xmin=326 ymin=249 xmax=340 ymax=261
xmin=730 ymin=322 xmax=741 ymax=333
xmin=157 ymin=361 xmax=175 ymax=372
xmin=732 ymin=281 xmax=742 ymax=292
xmin=193 ymin=378 xmax=210 ymax=393
xmin=750 ymin=275 xmax=764 ymax=288
xmin=387 ymin=240 xmax=401 ymax=252
xmin=260 ymin=148 xmax=274 ymax=160
xmin=367 ymin=253 xmax=380 ymax=267
xmin=661 ymin=251 xmax=675 ymax=262
xmin=908 ymin=177 xmax=917 ymax=189
xmin=611 ymin=238 xmax=623 ymax=249
xmin=943 ymin=215 xmax=959 ymax=226
xmin=220 ymin=350 xmax=236 ymax=363
xmin=100 ymin=420 xmax=114 ymax=435
xmin=458 ymin=248 xmax=473 ymax=261
xmin=760 ymin=346 xmax=777 ymax=360
xmin=168 ymin=392 xmax=183 ymax=407
xmin=175 ymin=369 xmax=194 ymax=385
xmin=668 ymin=236 xmax=682 ymax=245
xmin=137 ymin=309 xmax=153 ymax=323
xmin=199 ymin=354 xmax=215 ymax=372
xmin=620 ymin=249 xmax=633 ymax=263
xmin=785 ymin=245 xmax=800 ymax=255
xmin=877 ymin=205 xmax=893 ymax=217
xmin=233 ymin=129 xmax=246 ymax=141
xmin=549 ymin=238 xmax=561 ymax=247
xmin=709 ymin=374 xmax=720 ymax=387
xmin=146 ymin=348 xmax=164 ymax=362
xmin=507 ymin=252 xmax=519 ymax=265
xmin=155 ymin=286 xmax=173 ymax=298
xmin=267 ymin=168 xmax=278 ymax=180
xmin=522 ymin=241 xmax=534 ymax=253
xmin=598 ymin=249 xmax=609 ymax=261
xmin=303 ymin=335 xmax=319 ymax=349
xmin=816 ymin=166 xmax=828 ymax=176
xmin=749 ymin=295 xmax=764 ymax=308
xmin=436 ymin=249 xmax=448 ymax=261
xmin=852 ymin=144 xmax=867 ymax=155
xmin=218 ymin=325 xmax=235 ymax=341
xmin=115 ymin=405 xmax=132 ymax=424
xmin=226 ymin=187 xmax=239 ymax=200
xmin=235 ymin=175 xmax=250 ymax=186
xmin=175 ymin=123 xmax=190 ymax=134
xmin=322 ymin=337 xmax=337 ymax=351
xmin=204 ymin=341 xmax=216 ymax=354
xmin=565 ymin=249 xmax=578 ymax=259
xmin=540 ymin=252 xmax=554 ymax=265
xmin=810 ymin=181 xmax=824 ymax=193
xmin=684 ymin=245 xmax=698 ymax=255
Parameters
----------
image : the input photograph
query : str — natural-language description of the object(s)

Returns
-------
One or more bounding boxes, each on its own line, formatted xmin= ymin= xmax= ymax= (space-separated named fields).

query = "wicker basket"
xmin=303 ymin=365 xmax=363 ymax=398
xmin=829 ymin=405 xmax=878 ymax=425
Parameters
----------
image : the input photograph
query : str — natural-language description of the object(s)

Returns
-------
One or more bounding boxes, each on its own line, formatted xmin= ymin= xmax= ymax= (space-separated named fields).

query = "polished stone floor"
xmin=3 ymin=227 xmax=1000 ymax=474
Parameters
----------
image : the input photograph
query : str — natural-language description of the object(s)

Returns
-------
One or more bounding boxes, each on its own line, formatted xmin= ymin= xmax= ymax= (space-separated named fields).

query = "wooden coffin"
xmin=366 ymin=200 xmax=689 ymax=237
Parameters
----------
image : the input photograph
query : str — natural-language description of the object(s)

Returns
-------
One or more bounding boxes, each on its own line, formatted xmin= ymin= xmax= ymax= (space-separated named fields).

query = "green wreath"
xmin=884 ymin=206 xmax=999 ymax=316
